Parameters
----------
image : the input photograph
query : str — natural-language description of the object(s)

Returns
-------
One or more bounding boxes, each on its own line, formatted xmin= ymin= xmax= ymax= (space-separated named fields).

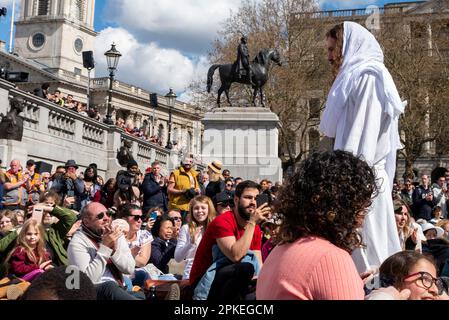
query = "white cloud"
xmin=0 ymin=0 xmax=14 ymax=7
xmin=94 ymin=27 xmax=209 ymax=98
xmin=106 ymin=0 xmax=243 ymax=54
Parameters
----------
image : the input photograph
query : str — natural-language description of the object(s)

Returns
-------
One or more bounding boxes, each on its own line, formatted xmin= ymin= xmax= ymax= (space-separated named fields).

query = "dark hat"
xmin=89 ymin=163 xmax=98 ymax=169
xmin=65 ymin=160 xmax=79 ymax=169
xmin=26 ymin=159 xmax=35 ymax=167
xmin=127 ymin=159 xmax=138 ymax=169
xmin=214 ymin=191 xmax=233 ymax=204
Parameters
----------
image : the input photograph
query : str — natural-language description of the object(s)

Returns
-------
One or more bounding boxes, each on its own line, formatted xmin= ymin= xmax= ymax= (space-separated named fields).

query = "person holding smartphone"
xmin=190 ymin=180 xmax=271 ymax=301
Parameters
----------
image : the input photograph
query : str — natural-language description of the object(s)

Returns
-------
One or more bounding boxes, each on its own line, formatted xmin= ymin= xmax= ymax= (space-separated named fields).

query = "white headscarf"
xmin=319 ymin=22 xmax=406 ymax=186
xmin=320 ymin=21 xmax=405 ymax=137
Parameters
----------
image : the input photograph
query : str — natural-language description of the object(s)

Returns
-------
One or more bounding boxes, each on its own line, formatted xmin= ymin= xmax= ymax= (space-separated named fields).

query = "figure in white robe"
xmin=320 ymin=21 xmax=405 ymax=273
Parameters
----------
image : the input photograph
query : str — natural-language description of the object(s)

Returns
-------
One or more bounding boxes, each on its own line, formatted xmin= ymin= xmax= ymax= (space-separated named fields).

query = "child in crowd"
xmin=430 ymin=206 xmax=443 ymax=225
xmin=174 ymin=196 xmax=216 ymax=280
xmin=7 ymin=219 xmax=53 ymax=281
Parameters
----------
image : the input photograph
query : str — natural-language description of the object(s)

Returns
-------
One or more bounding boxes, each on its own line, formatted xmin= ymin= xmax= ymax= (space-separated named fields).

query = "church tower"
xmin=14 ymin=0 xmax=97 ymax=77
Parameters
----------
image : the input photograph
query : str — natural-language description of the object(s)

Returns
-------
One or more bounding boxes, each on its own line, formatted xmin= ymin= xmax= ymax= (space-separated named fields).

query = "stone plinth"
xmin=202 ymin=107 xmax=282 ymax=183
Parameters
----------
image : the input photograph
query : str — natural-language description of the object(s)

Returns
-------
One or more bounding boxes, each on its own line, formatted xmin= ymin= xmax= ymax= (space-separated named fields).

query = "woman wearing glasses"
xmin=379 ymin=251 xmax=445 ymax=300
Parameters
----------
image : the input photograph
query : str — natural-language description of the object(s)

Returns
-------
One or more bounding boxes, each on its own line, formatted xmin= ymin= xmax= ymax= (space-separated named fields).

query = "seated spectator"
xmin=205 ymin=161 xmax=225 ymax=201
xmin=49 ymin=160 xmax=84 ymax=211
xmin=22 ymin=265 xmax=96 ymax=300
xmin=79 ymin=166 xmax=102 ymax=211
xmin=33 ymin=83 xmax=51 ymax=99
xmin=52 ymin=90 xmax=65 ymax=107
xmin=40 ymin=172 xmax=51 ymax=191
xmin=117 ymin=204 xmax=153 ymax=286
xmin=393 ymin=198 xmax=418 ymax=251
xmin=150 ymin=215 xmax=177 ymax=274
xmin=168 ymin=210 xmax=182 ymax=240
xmin=93 ymin=178 xmax=117 ymax=209
xmin=141 ymin=160 xmax=168 ymax=215
xmin=12 ymin=210 xmax=25 ymax=226
xmin=6 ymin=219 xmax=53 ymax=282
xmin=213 ymin=191 xmax=234 ymax=216
xmin=64 ymin=94 xmax=76 ymax=110
xmin=76 ymin=102 xmax=88 ymax=116
xmin=67 ymin=202 xmax=143 ymax=300
xmin=0 ymin=210 xmax=19 ymax=236
xmin=437 ymin=220 xmax=449 ymax=240
xmin=257 ymin=151 xmax=377 ymax=300
xmin=175 ymin=196 xmax=216 ymax=280
xmin=224 ymin=178 xmax=234 ymax=192
xmin=190 ymin=180 xmax=270 ymax=301
xmin=379 ymin=251 xmax=444 ymax=300
xmin=118 ymin=204 xmax=152 ymax=268
xmin=261 ymin=215 xmax=282 ymax=262
xmin=1 ymin=202 xmax=77 ymax=267
xmin=430 ymin=206 xmax=444 ymax=225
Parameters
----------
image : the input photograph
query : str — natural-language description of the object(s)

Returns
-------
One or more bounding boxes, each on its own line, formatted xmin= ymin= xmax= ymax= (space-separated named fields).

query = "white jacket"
xmin=68 ymin=230 xmax=135 ymax=284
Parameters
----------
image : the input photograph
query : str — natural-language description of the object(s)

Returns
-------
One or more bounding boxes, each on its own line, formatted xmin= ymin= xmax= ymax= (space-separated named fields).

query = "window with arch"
xmin=37 ymin=0 xmax=50 ymax=16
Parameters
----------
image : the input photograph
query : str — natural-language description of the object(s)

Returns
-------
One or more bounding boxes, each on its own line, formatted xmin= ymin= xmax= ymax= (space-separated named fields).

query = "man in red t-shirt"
xmin=190 ymin=180 xmax=271 ymax=300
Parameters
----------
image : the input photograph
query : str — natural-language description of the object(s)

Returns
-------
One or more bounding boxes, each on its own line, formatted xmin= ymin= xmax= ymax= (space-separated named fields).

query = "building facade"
xmin=0 ymin=0 xmax=204 ymax=169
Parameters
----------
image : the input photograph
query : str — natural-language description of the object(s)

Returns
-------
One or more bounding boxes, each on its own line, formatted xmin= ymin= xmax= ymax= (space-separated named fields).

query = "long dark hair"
xmin=326 ymin=23 xmax=344 ymax=80
xmin=276 ymin=150 xmax=378 ymax=253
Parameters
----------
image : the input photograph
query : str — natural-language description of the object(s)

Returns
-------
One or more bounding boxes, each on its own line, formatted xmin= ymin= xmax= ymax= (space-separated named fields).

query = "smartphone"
xmin=32 ymin=207 xmax=44 ymax=223
xmin=256 ymin=193 xmax=270 ymax=208
xmin=67 ymin=190 xmax=75 ymax=197
xmin=150 ymin=211 xmax=158 ymax=221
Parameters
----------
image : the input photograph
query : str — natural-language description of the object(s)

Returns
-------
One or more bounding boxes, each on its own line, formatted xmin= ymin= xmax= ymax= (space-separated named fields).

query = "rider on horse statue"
xmin=236 ymin=36 xmax=255 ymax=86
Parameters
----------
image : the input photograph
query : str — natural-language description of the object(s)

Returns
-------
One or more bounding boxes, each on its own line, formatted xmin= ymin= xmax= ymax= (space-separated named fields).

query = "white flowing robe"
xmin=334 ymin=72 xmax=402 ymax=272
xmin=320 ymin=21 xmax=404 ymax=273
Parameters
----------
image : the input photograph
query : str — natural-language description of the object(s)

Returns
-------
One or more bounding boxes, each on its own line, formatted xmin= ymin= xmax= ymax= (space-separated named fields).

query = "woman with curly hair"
xmin=256 ymin=150 xmax=378 ymax=300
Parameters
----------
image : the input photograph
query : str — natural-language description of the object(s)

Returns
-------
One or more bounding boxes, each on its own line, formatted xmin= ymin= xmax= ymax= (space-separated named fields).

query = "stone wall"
xmin=0 ymin=78 xmax=174 ymax=178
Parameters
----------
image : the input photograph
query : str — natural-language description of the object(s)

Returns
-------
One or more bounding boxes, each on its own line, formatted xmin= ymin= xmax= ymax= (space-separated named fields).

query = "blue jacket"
xmin=141 ymin=173 xmax=168 ymax=214
xmin=193 ymin=245 xmax=260 ymax=300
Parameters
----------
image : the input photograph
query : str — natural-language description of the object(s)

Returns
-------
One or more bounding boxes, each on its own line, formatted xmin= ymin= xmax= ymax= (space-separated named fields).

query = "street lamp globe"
xmin=165 ymin=88 xmax=177 ymax=108
xmin=105 ymin=43 xmax=122 ymax=71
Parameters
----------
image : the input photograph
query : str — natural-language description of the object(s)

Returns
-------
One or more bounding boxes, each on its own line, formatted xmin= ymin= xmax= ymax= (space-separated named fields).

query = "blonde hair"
xmin=0 ymin=210 xmax=18 ymax=225
xmin=7 ymin=219 xmax=48 ymax=266
xmin=188 ymin=196 xmax=216 ymax=243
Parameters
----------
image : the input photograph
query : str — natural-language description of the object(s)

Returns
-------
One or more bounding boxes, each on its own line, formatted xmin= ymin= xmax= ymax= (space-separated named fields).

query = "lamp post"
xmin=165 ymin=88 xmax=177 ymax=149
xmin=104 ymin=43 xmax=121 ymax=125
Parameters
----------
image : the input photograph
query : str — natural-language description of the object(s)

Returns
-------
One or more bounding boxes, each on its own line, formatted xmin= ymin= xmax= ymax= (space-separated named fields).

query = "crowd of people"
xmin=1 ymin=20 xmax=447 ymax=302
xmin=1 ymin=151 xmax=448 ymax=301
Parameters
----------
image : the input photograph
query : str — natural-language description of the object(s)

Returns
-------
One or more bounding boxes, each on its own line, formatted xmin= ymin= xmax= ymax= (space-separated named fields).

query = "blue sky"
xmin=0 ymin=0 xmax=426 ymax=99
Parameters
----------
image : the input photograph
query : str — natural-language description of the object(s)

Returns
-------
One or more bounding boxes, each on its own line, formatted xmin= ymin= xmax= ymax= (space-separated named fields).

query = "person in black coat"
xmin=205 ymin=160 xmax=225 ymax=201
xmin=141 ymin=161 xmax=168 ymax=215
xmin=150 ymin=215 xmax=177 ymax=274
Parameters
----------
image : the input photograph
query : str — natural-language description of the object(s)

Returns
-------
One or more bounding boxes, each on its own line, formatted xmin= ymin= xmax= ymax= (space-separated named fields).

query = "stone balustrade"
xmin=0 ymin=78 xmax=175 ymax=178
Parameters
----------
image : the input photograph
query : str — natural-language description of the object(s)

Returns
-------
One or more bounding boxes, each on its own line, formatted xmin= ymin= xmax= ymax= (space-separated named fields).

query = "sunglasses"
xmin=171 ymin=217 xmax=182 ymax=221
xmin=96 ymin=211 xmax=113 ymax=220
xmin=128 ymin=215 xmax=143 ymax=222
xmin=226 ymin=184 xmax=234 ymax=187
xmin=218 ymin=201 xmax=234 ymax=208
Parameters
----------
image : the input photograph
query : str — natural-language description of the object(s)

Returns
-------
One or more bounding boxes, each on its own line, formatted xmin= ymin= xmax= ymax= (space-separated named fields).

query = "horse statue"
xmin=207 ymin=48 xmax=282 ymax=108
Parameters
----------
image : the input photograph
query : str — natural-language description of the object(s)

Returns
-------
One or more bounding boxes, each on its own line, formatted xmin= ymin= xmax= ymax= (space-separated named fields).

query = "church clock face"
xmin=74 ymin=38 xmax=84 ymax=53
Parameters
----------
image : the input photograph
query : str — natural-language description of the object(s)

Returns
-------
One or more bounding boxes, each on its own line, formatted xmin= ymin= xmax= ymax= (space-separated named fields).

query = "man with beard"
xmin=67 ymin=202 xmax=143 ymax=300
xmin=189 ymin=180 xmax=271 ymax=301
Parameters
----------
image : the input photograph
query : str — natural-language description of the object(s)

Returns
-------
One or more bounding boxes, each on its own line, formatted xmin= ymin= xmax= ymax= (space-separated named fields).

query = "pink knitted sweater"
xmin=256 ymin=236 xmax=364 ymax=300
